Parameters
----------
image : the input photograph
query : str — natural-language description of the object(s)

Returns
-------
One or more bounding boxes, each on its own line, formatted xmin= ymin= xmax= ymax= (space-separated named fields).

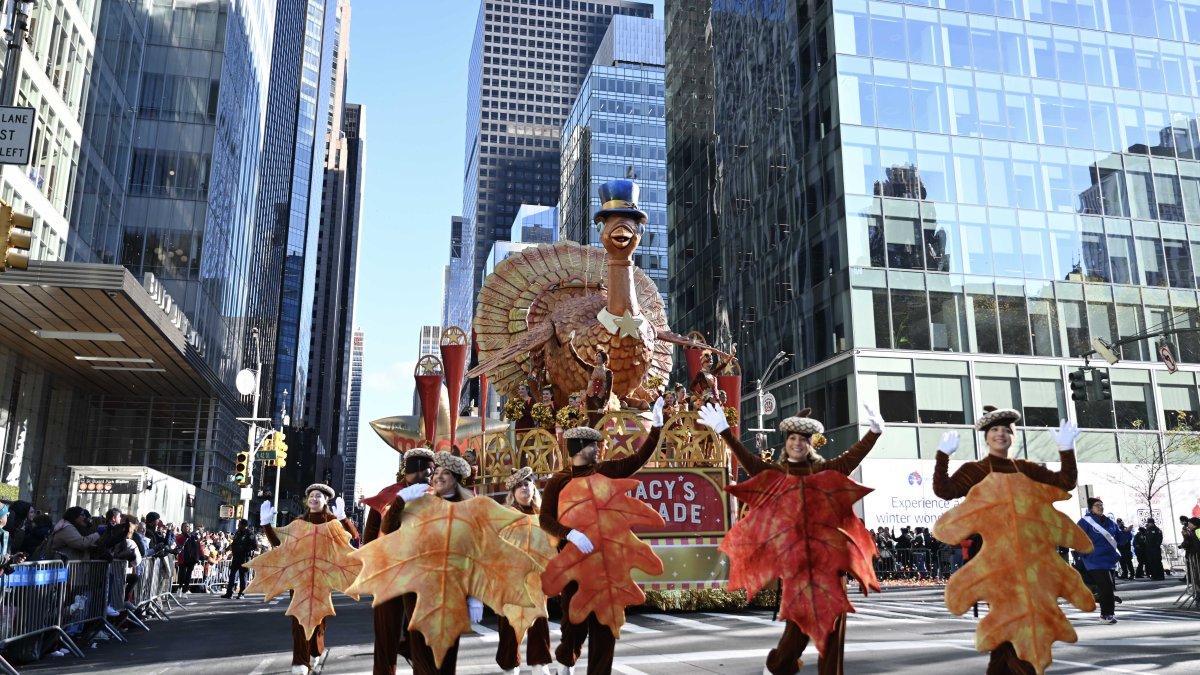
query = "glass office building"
xmin=459 ymin=0 xmax=654 ymax=300
xmin=257 ymin=0 xmax=336 ymax=428
xmin=670 ymin=0 xmax=1200 ymax=531
xmin=561 ymin=15 xmax=668 ymax=304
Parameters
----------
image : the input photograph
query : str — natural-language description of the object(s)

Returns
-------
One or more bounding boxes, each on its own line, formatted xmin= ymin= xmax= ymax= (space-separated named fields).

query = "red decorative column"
xmin=414 ymin=355 xmax=445 ymax=444
xmin=440 ymin=326 xmax=470 ymax=445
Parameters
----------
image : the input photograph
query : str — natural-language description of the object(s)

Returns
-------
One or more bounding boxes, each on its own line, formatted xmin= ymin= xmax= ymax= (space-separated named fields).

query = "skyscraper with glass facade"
xmin=669 ymin=0 xmax=1200 ymax=533
xmin=258 ymin=0 xmax=336 ymax=431
xmin=561 ymin=15 xmax=667 ymax=304
xmin=459 ymin=0 xmax=654 ymax=304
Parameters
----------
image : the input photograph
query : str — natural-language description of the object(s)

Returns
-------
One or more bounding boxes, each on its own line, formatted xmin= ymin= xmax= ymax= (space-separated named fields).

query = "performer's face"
xmin=431 ymin=466 xmax=460 ymax=496
xmin=519 ymin=384 xmax=530 ymax=398
xmin=513 ymin=480 xmax=534 ymax=506
xmin=306 ymin=490 xmax=329 ymax=513
xmin=580 ymin=441 xmax=601 ymax=464
xmin=984 ymin=425 xmax=1014 ymax=456
xmin=784 ymin=432 xmax=812 ymax=460
xmin=541 ymin=391 xmax=553 ymax=404
xmin=664 ymin=392 xmax=675 ymax=405
xmin=1090 ymin=501 xmax=1105 ymax=517
xmin=406 ymin=460 xmax=432 ymax=485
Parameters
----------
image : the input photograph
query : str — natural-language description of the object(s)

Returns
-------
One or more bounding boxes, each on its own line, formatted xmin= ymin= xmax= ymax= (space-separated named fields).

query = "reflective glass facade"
xmin=561 ymin=16 xmax=667 ymax=302
xmin=258 ymin=0 xmax=335 ymax=428
xmin=111 ymin=0 xmax=276 ymax=508
xmin=460 ymin=0 xmax=654 ymax=303
xmin=670 ymin=0 xmax=1200 ymax=477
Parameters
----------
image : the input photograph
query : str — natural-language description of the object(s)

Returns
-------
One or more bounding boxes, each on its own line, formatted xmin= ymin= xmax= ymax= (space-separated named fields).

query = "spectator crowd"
xmin=0 ymin=500 xmax=270 ymax=596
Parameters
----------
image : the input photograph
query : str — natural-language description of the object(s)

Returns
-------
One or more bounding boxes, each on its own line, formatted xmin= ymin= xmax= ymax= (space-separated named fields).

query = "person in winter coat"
xmin=0 ymin=504 xmax=27 ymax=572
xmin=1114 ymin=519 xmax=1134 ymax=580
xmin=223 ymin=519 xmax=256 ymax=599
xmin=1076 ymin=498 xmax=1121 ymax=624
xmin=47 ymin=507 xmax=100 ymax=561
xmin=3 ymin=500 xmax=31 ymax=555
xmin=176 ymin=523 xmax=203 ymax=593
xmin=1142 ymin=519 xmax=1165 ymax=580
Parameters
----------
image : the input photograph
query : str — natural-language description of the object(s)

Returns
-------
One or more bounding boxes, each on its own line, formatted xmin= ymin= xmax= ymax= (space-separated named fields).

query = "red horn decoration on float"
xmin=414 ymin=355 xmax=445 ymax=444
xmin=683 ymin=331 xmax=709 ymax=385
xmin=440 ymin=326 xmax=470 ymax=444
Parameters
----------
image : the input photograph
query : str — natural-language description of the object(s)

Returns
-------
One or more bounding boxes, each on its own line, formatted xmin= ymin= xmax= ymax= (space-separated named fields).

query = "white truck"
xmin=67 ymin=466 xmax=196 ymax=526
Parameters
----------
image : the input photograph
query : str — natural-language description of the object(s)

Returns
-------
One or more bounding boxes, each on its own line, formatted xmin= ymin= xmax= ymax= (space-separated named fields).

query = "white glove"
xmin=259 ymin=500 xmax=275 ymax=525
xmin=1054 ymin=420 xmax=1079 ymax=451
xmin=398 ymin=483 xmax=429 ymax=503
xmin=467 ymin=596 xmax=484 ymax=624
xmin=565 ymin=529 xmax=594 ymax=554
xmin=863 ymin=403 xmax=885 ymax=434
xmin=696 ymin=403 xmax=730 ymax=434
xmin=332 ymin=497 xmax=346 ymax=520
xmin=937 ymin=431 xmax=960 ymax=456
xmin=651 ymin=396 xmax=665 ymax=428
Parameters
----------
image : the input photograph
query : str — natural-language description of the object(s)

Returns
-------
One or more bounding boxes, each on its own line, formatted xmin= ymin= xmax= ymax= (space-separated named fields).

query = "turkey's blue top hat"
xmin=593 ymin=179 xmax=648 ymax=224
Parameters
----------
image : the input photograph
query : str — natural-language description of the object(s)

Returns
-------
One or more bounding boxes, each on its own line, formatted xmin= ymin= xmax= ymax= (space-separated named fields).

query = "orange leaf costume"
xmin=540 ymin=474 xmax=665 ymax=635
xmin=345 ymin=496 xmax=548 ymax=668
xmin=932 ymin=473 xmax=1095 ymax=675
xmin=722 ymin=470 xmax=881 ymax=652
xmin=246 ymin=516 xmax=362 ymax=640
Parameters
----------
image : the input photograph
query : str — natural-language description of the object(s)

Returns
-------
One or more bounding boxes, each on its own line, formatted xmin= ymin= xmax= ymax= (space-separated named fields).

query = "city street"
xmin=19 ymin=581 xmax=1197 ymax=674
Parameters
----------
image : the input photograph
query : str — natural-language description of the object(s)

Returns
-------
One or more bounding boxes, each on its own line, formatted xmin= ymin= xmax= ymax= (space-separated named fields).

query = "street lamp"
xmin=235 ymin=328 xmax=265 ymax=522
xmin=2 ymin=1 xmax=35 ymax=106
xmin=753 ymin=351 xmax=790 ymax=448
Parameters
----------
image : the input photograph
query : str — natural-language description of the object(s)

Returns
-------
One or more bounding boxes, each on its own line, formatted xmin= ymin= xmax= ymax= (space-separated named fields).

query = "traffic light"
xmin=274 ymin=431 xmax=288 ymax=468
xmin=1069 ymin=369 xmax=1089 ymax=402
xmin=0 ymin=201 xmax=33 ymax=270
xmin=234 ymin=451 xmax=250 ymax=486
xmin=1092 ymin=369 xmax=1112 ymax=401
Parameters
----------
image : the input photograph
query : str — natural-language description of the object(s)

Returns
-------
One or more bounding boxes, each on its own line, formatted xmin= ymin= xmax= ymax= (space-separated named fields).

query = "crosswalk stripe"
xmin=617 ymin=619 xmax=660 ymax=634
xmin=640 ymin=613 xmax=727 ymax=631
xmin=701 ymin=612 xmax=781 ymax=626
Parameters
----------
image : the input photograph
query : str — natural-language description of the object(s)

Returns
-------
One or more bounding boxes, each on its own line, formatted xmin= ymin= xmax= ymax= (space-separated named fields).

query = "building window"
xmin=915 ymin=366 xmax=969 ymax=424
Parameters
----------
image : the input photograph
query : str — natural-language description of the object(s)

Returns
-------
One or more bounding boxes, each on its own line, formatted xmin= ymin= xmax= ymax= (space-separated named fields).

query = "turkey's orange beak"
xmin=607 ymin=223 xmax=637 ymax=249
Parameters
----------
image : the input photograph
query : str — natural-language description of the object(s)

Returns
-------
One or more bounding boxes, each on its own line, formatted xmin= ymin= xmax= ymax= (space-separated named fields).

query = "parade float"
xmin=370 ymin=181 xmax=760 ymax=608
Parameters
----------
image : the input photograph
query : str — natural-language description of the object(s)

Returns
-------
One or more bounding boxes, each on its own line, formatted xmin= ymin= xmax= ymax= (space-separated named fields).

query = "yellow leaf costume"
xmin=933 ymin=473 xmax=1095 ymax=675
xmin=245 ymin=518 xmax=362 ymax=639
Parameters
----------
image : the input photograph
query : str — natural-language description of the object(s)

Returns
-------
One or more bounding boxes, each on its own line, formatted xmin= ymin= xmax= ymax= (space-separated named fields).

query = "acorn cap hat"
xmin=974 ymin=405 xmax=1021 ymax=432
xmin=305 ymin=483 xmax=335 ymax=500
xmin=505 ymin=466 xmax=535 ymax=491
xmin=779 ymin=408 xmax=824 ymax=436
xmin=564 ymin=426 xmax=603 ymax=456
xmin=433 ymin=451 xmax=472 ymax=482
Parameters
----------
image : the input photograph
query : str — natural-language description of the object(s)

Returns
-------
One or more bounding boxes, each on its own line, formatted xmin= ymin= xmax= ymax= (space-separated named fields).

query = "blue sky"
xmin=346 ymin=0 xmax=663 ymax=498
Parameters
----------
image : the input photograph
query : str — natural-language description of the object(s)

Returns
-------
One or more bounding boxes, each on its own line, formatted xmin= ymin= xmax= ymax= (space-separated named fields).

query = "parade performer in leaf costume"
xmin=539 ymin=396 xmax=666 ymax=675
xmin=697 ymin=403 xmax=885 ymax=675
xmin=362 ymin=447 xmax=434 ymax=675
xmin=496 ymin=467 xmax=554 ymax=675
xmin=256 ymin=484 xmax=360 ymax=675
xmin=932 ymin=406 xmax=1087 ymax=675
xmin=381 ymin=451 xmax=476 ymax=675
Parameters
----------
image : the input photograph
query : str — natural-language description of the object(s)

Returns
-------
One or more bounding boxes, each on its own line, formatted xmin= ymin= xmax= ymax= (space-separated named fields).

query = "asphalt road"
xmin=15 ymin=580 xmax=1199 ymax=674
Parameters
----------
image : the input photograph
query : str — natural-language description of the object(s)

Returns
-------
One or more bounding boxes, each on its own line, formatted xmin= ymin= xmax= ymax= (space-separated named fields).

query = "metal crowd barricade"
xmin=205 ymin=560 xmax=231 ymax=594
xmin=105 ymin=561 xmax=147 ymax=634
xmin=1176 ymin=555 xmax=1199 ymax=610
xmin=0 ymin=561 xmax=83 ymax=675
xmin=60 ymin=561 xmax=121 ymax=643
